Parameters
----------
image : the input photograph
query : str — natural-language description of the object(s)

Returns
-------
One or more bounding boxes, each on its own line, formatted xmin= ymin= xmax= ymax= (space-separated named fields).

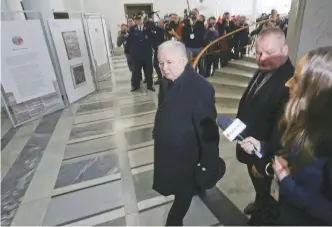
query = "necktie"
xmin=245 ymin=72 xmax=266 ymax=102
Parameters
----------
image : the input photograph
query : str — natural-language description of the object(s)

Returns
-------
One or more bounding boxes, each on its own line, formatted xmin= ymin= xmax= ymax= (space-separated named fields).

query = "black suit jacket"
xmin=236 ymin=58 xmax=294 ymax=165
xmin=153 ymin=64 xmax=220 ymax=196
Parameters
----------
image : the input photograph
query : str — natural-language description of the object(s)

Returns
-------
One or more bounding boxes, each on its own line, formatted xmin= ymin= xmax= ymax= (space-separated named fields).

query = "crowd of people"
xmin=117 ymin=8 xmax=288 ymax=90
xmin=117 ymin=8 xmax=331 ymax=227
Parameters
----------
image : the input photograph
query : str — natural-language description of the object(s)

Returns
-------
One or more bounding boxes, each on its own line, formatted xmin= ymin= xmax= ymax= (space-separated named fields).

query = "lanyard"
xmin=190 ymin=21 xmax=196 ymax=33
xmin=247 ymin=71 xmax=273 ymax=97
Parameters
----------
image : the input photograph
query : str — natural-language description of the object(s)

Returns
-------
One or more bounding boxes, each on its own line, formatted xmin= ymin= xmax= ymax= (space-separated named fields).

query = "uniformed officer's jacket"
xmin=151 ymin=26 xmax=165 ymax=51
xmin=127 ymin=25 xmax=153 ymax=58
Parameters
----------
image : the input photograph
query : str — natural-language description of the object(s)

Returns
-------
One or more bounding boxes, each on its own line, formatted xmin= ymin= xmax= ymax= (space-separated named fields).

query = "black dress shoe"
xmin=143 ymin=80 xmax=147 ymax=83
xmin=244 ymin=202 xmax=256 ymax=215
xmin=147 ymin=87 xmax=155 ymax=92
xmin=131 ymin=87 xmax=140 ymax=92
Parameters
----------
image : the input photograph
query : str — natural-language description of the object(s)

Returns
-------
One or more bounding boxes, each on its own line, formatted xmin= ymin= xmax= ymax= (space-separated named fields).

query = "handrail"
xmin=192 ymin=19 xmax=271 ymax=68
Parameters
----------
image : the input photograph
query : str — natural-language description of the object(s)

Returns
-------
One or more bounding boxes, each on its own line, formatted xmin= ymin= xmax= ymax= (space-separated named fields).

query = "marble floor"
xmin=1 ymin=52 xmax=254 ymax=226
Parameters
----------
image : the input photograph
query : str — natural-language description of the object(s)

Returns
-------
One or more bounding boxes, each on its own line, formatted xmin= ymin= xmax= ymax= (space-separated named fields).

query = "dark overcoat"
xmin=236 ymin=58 xmax=294 ymax=165
xmin=152 ymin=64 xmax=220 ymax=196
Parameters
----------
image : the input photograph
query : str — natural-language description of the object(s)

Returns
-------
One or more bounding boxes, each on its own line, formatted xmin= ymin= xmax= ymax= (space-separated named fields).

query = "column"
xmin=287 ymin=0 xmax=332 ymax=64
xmin=251 ymin=0 xmax=258 ymax=22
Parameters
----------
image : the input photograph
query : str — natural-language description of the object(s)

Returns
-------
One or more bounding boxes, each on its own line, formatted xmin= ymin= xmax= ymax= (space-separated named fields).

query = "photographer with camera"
xmin=182 ymin=9 xmax=205 ymax=59
xmin=117 ymin=23 xmax=132 ymax=71
xmin=165 ymin=13 xmax=184 ymax=41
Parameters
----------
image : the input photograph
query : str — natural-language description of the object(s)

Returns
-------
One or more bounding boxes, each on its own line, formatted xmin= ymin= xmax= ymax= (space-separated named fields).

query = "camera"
xmin=256 ymin=13 xmax=270 ymax=22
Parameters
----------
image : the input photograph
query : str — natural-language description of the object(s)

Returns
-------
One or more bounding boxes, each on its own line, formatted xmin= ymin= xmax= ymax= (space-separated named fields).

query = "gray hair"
xmin=258 ymin=27 xmax=286 ymax=46
xmin=158 ymin=40 xmax=187 ymax=59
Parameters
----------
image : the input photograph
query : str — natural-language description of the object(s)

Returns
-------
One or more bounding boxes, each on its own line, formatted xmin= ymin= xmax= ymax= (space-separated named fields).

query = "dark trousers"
xmin=125 ymin=53 xmax=132 ymax=72
xmin=153 ymin=51 xmax=162 ymax=80
xmin=132 ymin=57 xmax=153 ymax=89
xmin=206 ymin=54 xmax=219 ymax=77
xmin=219 ymin=51 xmax=229 ymax=67
xmin=234 ymin=40 xmax=246 ymax=59
xmin=166 ymin=192 xmax=193 ymax=226
xmin=247 ymin=164 xmax=279 ymax=225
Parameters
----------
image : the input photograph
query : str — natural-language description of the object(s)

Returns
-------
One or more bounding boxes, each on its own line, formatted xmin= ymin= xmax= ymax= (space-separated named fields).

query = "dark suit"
xmin=127 ymin=25 xmax=153 ymax=89
xmin=153 ymin=64 xmax=220 ymax=225
xmin=236 ymin=58 xmax=294 ymax=224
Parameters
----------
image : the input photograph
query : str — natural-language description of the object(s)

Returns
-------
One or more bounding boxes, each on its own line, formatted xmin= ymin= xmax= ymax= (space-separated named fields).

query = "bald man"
xmin=235 ymin=28 xmax=294 ymax=225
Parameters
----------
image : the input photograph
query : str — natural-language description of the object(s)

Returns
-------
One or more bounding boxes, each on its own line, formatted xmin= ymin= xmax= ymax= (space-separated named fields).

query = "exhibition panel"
xmin=48 ymin=19 xmax=96 ymax=104
xmin=83 ymin=14 xmax=112 ymax=83
xmin=1 ymin=18 xmax=65 ymax=127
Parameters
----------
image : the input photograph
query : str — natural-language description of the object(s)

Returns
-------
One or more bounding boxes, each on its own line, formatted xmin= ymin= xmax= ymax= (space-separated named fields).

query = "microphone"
xmin=217 ymin=115 xmax=262 ymax=158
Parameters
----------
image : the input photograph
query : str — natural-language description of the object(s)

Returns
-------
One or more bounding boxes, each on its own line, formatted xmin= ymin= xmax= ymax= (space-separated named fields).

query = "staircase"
xmin=208 ymin=56 xmax=257 ymax=119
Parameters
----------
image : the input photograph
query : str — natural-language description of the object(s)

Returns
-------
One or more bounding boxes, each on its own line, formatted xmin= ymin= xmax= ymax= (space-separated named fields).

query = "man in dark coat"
xmin=153 ymin=40 xmax=220 ymax=226
xmin=235 ymin=28 xmax=294 ymax=225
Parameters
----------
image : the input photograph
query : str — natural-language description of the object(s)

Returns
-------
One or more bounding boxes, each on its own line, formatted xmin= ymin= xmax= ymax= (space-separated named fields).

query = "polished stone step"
xmin=216 ymin=105 xmax=237 ymax=119
xmin=228 ymin=60 xmax=257 ymax=73
xmin=213 ymin=67 xmax=252 ymax=84
xmin=215 ymin=93 xmax=240 ymax=109
xmin=243 ymin=55 xmax=256 ymax=63
xmin=211 ymin=81 xmax=247 ymax=98
xmin=209 ymin=73 xmax=250 ymax=88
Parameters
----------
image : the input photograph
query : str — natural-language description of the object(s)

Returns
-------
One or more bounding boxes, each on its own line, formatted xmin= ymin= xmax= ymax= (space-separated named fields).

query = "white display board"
xmin=48 ymin=19 xmax=96 ymax=103
xmin=1 ymin=20 xmax=65 ymax=126
xmin=102 ymin=18 xmax=111 ymax=57
xmin=87 ymin=18 xmax=108 ymax=66
xmin=1 ymin=20 xmax=56 ymax=103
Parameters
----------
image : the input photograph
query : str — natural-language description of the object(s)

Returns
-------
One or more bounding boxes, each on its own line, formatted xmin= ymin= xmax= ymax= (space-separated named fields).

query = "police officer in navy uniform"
xmin=127 ymin=13 xmax=155 ymax=92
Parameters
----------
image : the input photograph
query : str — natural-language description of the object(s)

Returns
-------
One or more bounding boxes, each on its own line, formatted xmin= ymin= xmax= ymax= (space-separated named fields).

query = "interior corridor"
xmin=1 ymin=49 xmax=254 ymax=226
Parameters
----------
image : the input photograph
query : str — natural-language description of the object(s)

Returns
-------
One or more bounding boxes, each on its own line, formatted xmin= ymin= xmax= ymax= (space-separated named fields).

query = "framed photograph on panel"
xmin=70 ymin=64 xmax=87 ymax=88
xmin=62 ymin=31 xmax=82 ymax=60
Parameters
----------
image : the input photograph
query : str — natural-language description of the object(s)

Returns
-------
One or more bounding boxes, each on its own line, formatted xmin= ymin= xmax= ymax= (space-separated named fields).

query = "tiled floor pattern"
xmin=1 ymin=53 xmax=254 ymax=226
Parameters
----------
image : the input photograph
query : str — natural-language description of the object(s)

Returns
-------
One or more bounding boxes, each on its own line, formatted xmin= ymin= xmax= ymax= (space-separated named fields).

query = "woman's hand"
xmin=239 ymin=136 xmax=261 ymax=154
xmin=272 ymin=156 xmax=290 ymax=181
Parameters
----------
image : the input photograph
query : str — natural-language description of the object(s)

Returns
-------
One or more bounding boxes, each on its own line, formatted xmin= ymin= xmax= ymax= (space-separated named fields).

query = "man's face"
xmin=171 ymin=14 xmax=178 ymax=23
xmin=198 ymin=15 xmax=205 ymax=22
xmin=255 ymin=35 xmax=288 ymax=72
xmin=191 ymin=11 xmax=198 ymax=20
xmin=135 ymin=18 xmax=143 ymax=26
xmin=128 ymin=19 xmax=135 ymax=27
xmin=241 ymin=16 xmax=246 ymax=23
xmin=272 ymin=10 xmax=278 ymax=17
xmin=121 ymin=25 xmax=127 ymax=31
xmin=209 ymin=19 xmax=216 ymax=27
xmin=159 ymin=20 xmax=165 ymax=28
xmin=225 ymin=14 xmax=230 ymax=21
xmin=158 ymin=50 xmax=186 ymax=80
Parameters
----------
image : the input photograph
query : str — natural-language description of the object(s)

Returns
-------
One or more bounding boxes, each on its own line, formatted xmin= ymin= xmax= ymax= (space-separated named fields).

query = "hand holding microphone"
xmin=239 ymin=136 xmax=261 ymax=155
xmin=217 ymin=115 xmax=262 ymax=158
